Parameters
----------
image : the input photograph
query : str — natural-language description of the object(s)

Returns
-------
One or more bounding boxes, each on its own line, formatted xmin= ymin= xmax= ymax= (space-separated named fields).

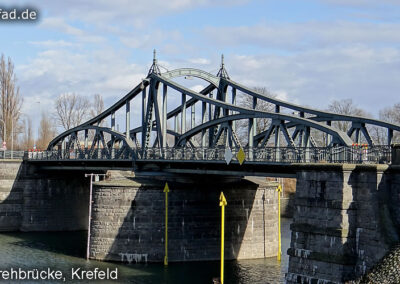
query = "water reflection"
xmin=0 ymin=218 xmax=291 ymax=283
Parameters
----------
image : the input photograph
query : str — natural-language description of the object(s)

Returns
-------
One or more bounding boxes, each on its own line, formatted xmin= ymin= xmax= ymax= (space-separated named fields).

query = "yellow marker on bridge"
xmin=237 ymin=147 xmax=245 ymax=165
xmin=164 ymin=182 xmax=170 ymax=266
xmin=219 ymin=192 xmax=227 ymax=284
xmin=276 ymin=184 xmax=282 ymax=262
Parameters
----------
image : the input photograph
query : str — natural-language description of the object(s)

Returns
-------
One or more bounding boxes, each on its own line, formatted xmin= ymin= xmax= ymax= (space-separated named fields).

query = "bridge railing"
xmin=0 ymin=150 xmax=25 ymax=159
xmin=140 ymin=146 xmax=391 ymax=164
xmin=25 ymin=148 xmax=134 ymax=160
xmin=25 ymin=145 xmax=392 ymax=164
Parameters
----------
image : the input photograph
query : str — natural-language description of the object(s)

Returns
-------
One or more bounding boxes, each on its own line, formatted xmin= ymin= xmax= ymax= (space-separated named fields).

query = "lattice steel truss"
xmin=47 ymin=51 xmax=400 ymax=161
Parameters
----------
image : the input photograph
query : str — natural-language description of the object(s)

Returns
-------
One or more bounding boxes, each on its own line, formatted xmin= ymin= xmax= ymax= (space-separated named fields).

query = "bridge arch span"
xmin=161 ymin=68 xmax=220 ymax=87
xmin=175 ymin=113 xmax=353 ymax=147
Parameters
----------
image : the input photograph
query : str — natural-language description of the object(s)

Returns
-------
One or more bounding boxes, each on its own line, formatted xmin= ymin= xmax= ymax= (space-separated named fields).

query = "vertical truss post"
xmin=232 ymin=88 xmax=236 ymax=133
xmin=355 ymin=128 xmax=361 ymax=144
xmin=201 ymin=101 xmax=206 ymax=158
xmin=326 ymin=121 xmax=332 ymax=146
xmin=84 ymin=130 xmax=88 ymax=150
xmin=275 ymin=124 xmax=280 ymax=162
xmin=174 ymin=115 xmax=178 ymax=145
xmin=253 ymin=97 xmax=258 ymax=138
xmin=248 ymin=118 xmax=254 ymax=161
xmin=388 ymin=129 xmax=393 ymax=146
xmin=73 ymin=132 xmax=78 ymax=156
xmin=299 ymin=128 xmax=304 ymax=147
xmin=304 ymin=127 xmax=311 ymax=162
xmin=275 ymin=105 xmax=280 ymax=113
xmin=84 ymin=129 xmax=89 ymax=158
xmin=223 ymin=87 xmax=229 ymax=146
xmin=181 ymin=93 xmax=186 ymax=135
xmin=126 ymin=100 xmax=131 ymax=142
xmin=227 ymin=122 xmax=233 ymax=148
xmin=97 ymin=132 xmax=101 ymax=159
xmin=142 ymin=88 xmax=147 ymax=148
xmin=201 ymin=102 xmax=206 ymax=147
xmin=111 ymin=112 xmax=115 ymax=131
xmin=153 ymin=83 xmax=163 ymax=150
xmin=61 ymin=140 xmax=66 ymax=159
xmin=220 ymin=86 xmax=228 ymax=147
xmin=191 ymin=105 xmax=195 ymax=130
xmin=209 ymin=92 xmax=214 ymax=147
xmin=111 ymin=138 xmax=115 ymax=159
xmin=111 ymin=112 xmax=115 ymax=158
xmin=162 ymin=84 xmax=167 ymax=148
xmin=223 ymin=87 xmax=229 ymax=116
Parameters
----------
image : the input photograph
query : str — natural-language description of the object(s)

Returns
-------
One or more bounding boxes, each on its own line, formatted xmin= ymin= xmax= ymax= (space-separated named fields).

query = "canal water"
xmin=0 ymin=218 xmax=291 ymax=283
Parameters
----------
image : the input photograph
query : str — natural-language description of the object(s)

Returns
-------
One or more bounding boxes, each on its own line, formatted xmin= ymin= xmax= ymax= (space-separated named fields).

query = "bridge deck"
xmin=26 ymin=158 xmax=395 ymax=178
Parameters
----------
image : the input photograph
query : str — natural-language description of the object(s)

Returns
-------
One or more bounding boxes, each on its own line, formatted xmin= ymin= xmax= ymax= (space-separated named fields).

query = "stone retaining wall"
xmin=286 ymin=165 xmax=400 ymax=283
xmin=0 ymin=160 xmax=91 ymax=232
xmin=89 ymin=173 xmax=279 ymax=263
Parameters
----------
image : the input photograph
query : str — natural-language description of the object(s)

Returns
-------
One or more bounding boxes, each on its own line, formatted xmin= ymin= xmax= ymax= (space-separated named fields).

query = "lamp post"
xmin=11 ymin=118 xmax=13 ymax=159
xmin=36 ymin=101 xmax=41 ymax=144
xmin=0 ymin=118 xmax=5 ymax=159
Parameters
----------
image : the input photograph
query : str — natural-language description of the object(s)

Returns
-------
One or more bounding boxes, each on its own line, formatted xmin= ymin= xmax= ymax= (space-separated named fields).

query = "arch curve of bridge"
xmin=47 ymin=125 xmax=135 ymax=150
xmin=152 ymin=74 xmax=353 ymax=146
xmin=161 ymin=68 xmax=220 ymax=87
xmin=176 ymin=113 xmax=353 ymax=146
xmin=225 ymin=79 xmax=400 ymax=133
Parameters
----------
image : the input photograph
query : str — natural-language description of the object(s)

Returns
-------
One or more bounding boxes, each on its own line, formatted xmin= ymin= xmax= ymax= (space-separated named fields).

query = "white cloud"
xmin=119 ymin=30 xmax=183 ymax=49
xmin=40 ymin=17 xmax=105 ymax=43
xmin=225 ymin=45 xmax=400 ymax=117
xmin=319 ymin=0 xmax=400 ymax=6
xmin=188 ymin=58 xmax=211 ymax=65
xmin=190 ymin=84 xmax=206 ymax=92
xmin=203 ymin=22 xmax=400 ymax=50
xmin=4 ymin=0 xmax=250 ymax=29
xmin=16 ymin=47 xmax=149 ymax=125
xmin=28 ymin=40 xmax=77 ymax=48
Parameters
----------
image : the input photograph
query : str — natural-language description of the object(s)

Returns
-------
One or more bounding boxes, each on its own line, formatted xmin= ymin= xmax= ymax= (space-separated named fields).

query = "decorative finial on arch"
xmin=217 ymin=53 xmax=229 ymax=79
xmin=148 ymin=49 xmax=161 ymax=75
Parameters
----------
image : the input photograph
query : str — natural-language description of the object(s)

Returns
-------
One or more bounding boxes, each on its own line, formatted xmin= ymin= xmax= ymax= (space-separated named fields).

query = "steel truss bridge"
xmin=29 ymin=51 xmax=400 ymax=166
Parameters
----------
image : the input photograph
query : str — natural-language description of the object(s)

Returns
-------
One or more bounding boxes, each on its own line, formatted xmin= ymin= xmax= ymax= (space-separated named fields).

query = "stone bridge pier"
xmin=286 ymin=164 xmax=400 ymax=283
xmin=88 ymin=172 xmax=279 ymax=263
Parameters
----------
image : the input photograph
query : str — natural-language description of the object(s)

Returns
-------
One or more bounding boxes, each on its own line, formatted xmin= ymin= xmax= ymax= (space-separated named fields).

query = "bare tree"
xmin=55 ymin=93 xmax=90 ymax=130
xmin=327 ymin=99 xmax=367 ymax=133
xmin=20 ymin=116 xmax=34 ymax=150
xmin=376 ymin=103 xmax=400 ymax=143
xmin=0 ymin=54 xmax=23 ymax=146
xmin=379 ymin=103 xmax=400 ymax=124
xmin=36 ymin=112 xmax=56 ymax=150
xmin=90 ymin=94 xmax=104 ymax=118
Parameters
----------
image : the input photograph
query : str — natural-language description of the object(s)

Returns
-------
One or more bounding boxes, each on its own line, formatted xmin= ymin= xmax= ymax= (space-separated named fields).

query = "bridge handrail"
xmin=0 ymin=150 xmax=25 ymax=160
xmin=26 ymin=145 xmax=392 ymax=164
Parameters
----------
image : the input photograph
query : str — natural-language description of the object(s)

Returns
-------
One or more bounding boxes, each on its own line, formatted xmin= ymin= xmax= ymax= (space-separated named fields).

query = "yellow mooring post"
xmin=276 ymin=184 xmax=282 ymax=262
xmin=164 ymin=182 xmax=170 ymax=266
xmin=219 ymin=192 xmax=227 ymax=284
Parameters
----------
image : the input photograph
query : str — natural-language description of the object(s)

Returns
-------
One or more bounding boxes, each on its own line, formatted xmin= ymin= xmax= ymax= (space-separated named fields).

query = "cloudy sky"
xmin=1 ymin=0 xmax=400 ymax=136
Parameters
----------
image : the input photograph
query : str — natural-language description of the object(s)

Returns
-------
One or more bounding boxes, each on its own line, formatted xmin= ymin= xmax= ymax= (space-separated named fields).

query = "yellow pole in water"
xmin=277 ymin=184 xmax=282 ymax=262
xmin=219 ymin=192 xmax=227 ymax=284
xmin=164 ymin=182 xmax=170 ymax=266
